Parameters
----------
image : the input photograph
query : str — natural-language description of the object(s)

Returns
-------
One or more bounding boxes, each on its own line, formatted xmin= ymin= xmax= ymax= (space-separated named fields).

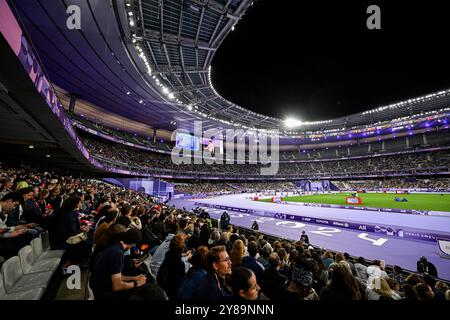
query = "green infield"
xmin=259 ymin=193 xmax=450 ymax=212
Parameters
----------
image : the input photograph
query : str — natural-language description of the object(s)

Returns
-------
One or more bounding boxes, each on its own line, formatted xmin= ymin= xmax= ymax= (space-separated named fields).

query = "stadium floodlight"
xmin=284 ymin=118 xmax=303 ymax=128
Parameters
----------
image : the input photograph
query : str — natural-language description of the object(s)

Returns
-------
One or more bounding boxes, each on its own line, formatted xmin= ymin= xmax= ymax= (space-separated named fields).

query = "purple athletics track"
xmin=170 ymin=193 xmax=450 ymax=281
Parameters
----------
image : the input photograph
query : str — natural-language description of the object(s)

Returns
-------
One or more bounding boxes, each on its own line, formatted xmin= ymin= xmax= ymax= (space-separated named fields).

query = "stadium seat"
xmin=18 ymin=245 xmax=60 ymax=274
xmin=31 ymin=234 xmax=65 ymax=260
xmin=0 ymin=273 xmax=44 ymax=300
xmin=1 ymin=256 xmax=53 ymax=293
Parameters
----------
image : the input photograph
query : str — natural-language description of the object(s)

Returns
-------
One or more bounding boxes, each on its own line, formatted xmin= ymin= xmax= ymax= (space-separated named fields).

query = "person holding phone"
xmin=90 ymin=229 xmax=147 ymax=300
xmin=0 ymin=192 xmax=33 ymax=258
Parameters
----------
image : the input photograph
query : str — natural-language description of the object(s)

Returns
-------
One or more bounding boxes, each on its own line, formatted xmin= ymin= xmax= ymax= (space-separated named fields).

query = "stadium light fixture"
xmin=284 ymin=118 xmax=303 ymax=128
xmin=28 ymin=145 xmax=34 ymax=149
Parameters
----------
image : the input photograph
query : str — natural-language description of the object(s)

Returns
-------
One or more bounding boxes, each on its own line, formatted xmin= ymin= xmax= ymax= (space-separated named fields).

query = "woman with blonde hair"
xmin=231 ymin=239 xmax=245 ymax=270
xmin=366 ymin=277 xmax=401 ymax=300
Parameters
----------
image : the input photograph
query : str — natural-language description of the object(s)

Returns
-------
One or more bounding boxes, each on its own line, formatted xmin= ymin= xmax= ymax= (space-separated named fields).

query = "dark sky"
xmin=211 ymin=0 xmax=450 ymax=121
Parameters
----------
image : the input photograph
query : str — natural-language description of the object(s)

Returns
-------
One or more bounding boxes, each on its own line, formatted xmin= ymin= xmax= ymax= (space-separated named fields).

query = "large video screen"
xmin=176 ymin=133 xmax=199 ymax=151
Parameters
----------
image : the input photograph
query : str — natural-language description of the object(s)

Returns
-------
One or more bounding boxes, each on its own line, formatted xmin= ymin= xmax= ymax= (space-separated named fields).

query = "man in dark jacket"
xmin=219 ymin=211 xmax=230 ymax=231
xmin=417 ymin=256 xmax=438 ymax=278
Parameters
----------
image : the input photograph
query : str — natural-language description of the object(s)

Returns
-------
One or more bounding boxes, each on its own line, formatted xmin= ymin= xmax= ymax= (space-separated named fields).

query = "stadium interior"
xmin=0 ymin=0 xmax=449 ymax=304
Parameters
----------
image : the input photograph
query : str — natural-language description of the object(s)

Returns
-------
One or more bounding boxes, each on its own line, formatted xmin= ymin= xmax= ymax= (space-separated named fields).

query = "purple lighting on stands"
xmin=376 ymin=130 xmax=380 ymax=134
xmin=408 ymin=131 xmax=413 ymax=135
xmin=425 ymin=123 xmax=430 ymax=127
xmin=348 ymin=134 xmax=352 ymax=138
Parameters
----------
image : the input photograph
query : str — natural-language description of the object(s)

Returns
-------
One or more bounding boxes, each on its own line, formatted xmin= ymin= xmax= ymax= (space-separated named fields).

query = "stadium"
xmin=0 ymin=0 xmax=449 ymax=305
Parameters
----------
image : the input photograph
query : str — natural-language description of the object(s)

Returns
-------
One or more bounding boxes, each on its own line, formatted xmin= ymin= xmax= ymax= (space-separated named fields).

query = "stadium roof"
xmin=11 ymin=0 xmax=450 ymax=136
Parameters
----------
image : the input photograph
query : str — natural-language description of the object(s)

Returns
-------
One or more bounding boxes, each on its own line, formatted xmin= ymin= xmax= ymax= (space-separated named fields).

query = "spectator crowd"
xmin=1 ymin=166 xmax=449 ymax=301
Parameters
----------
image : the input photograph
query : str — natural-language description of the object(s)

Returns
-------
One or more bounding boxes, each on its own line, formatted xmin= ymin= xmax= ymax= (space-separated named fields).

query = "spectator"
xmin=177 ymin=246 xmax=209 ymax=300
xmin=354 ymin=256 xmax=368 ymax=281
xmin=192 ymin=245 xmax=232 ymax=300
xmin=322 ymin=251 xmax=334 ymax=269
xmin=261 ymin=252 xmax=287 ymax=299
xmin=251 ymin=220 xmax=259 ymax=232
xmin=415 ymin=283 xmax=435 ymax=300
xmin=150 ymin=222 xmax=178 ymax=275
xmin=90 ymin=229 xmax=147 ymax=300
xmin=219 ymin=211 xmax=230 ymax=231
xmin=416 ymin=256 xmax=438 ymax=278
xmin=0 ymin=192 xmax=33 ymax=258
xmin=157 ymin=234 xmax=189 ymax=300
xmin=278 ymin=259 xmax=317 ymax=300
xmin=320 ymin=263 xmax=365 ymax=300
xmin=230 ymin=267 xmax=261 ymax=300
xmin=300 ymin=230 xmax=310 ymax=245
xmin=230 ymin=239 xmax=245 ymax=270
xmin=242 ymin=241 xmax=265 ymax=283
xmin=366 ymin=277 xmax=401 ymax=300
xmin=48 ymin=196 xmax=92 ymax=271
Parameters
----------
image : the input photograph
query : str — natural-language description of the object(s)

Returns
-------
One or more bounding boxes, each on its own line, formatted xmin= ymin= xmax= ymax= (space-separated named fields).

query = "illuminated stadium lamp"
xmin=28 ymin=145 xmax=34 ymax=149
xmin=129 ymin=20 xmax=134 ymax=26
xmin=139 ymin=99 xmax=143 ymax=104
xmin=46 ymin=155 xmax=51 ymax=158
xmin=126 ymin=91 xmax=131 ymax=95
xmin=128 ymin=12 xmax=133 ymax=16
xmin=162 ymin=87 xmax=169 ymax=95
xmin=284 ymin=118 xmax=303 ymax=128
xmin=187 ymin=105 xmax=193 ymax=111
xmin=168 ymin=93 xmax=175 ymax=100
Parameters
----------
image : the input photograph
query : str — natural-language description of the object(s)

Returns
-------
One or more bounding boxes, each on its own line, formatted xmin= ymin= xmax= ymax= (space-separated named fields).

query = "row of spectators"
xmin=175 ymin=182 xmax=295 ymax=195
xmin=333 ymin=178 xmax=450 ymax=191
xmin=1 ymin=167 xmax=449 ymax=300
xmin=81 ymin=135 xmax=450 ymax=178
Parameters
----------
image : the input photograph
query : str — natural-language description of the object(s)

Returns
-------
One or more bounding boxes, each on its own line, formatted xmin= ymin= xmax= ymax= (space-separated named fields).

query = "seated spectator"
xmin=322 ymin=251 xmax=334 ymax=269
xmin=320 ymin=263 xmax=365 ymax=300
xmin=354 ymin=256 xmax=368 ymax=281
xmin=391 ymin=265 xmax=405 ymax=288
xmin=230 ymin=239 xmax=245 ymax=271
xmin=48 ymin=196 xmax=92 ymax=270
xmin=157 ymin=234 xmax=190 ymax=300
xmin=261 ymin=252 xmax=287 ymax=299
xmin=403 ymin=284 xmax=419 ymax=300
xmin=150 ymin=222 xmax=178 ymax=275
xmin=192 ymin=245 xmax=232 ymax=300
xmin=177 ymin=246 xmax=209 ymax=300
xmin=278 ymin=258 xmax=317 ymax=300
xmin=242 ymin=241 xmax=265 ymax=283
xmin=414 ymin=283 xmax=435 ymax=300
xmin=366 ymin=277 xmax=401 ymax=300
xmin=89 ymin=229 xmax=147 ymax=300
xmin=230 ymin=267 xmax=261 ymax=300
xmin=0 ymin=192 xmax=35 ymax=258
xmin=366 ymin=260 xmax=388 ymax=286
xmin=257 ymin=243 xmax=272 ymax=269
xmin=129 ymin=206 xmax=143 ymax=230
xmin=0 ymin=177 xmax=13 ymax=199
xmin=93 ymin=208 xmax=120 ymax=249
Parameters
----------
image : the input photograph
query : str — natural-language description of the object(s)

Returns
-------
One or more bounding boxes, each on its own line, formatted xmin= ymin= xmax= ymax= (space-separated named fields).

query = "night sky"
xmin=211 ymin=0 xmax=450 ymax=121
